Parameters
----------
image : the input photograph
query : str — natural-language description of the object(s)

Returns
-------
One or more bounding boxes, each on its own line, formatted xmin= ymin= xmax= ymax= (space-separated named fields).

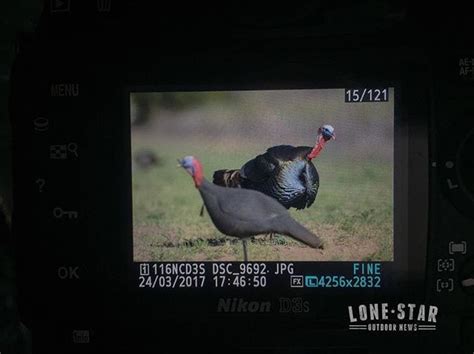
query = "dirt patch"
xmin=133 ymin=222 xmax=387 ymax=262
xmin=214 ymin=254 xmax=238 ymax=262
xmin=285 ymin=224 xmax=383 ymax=261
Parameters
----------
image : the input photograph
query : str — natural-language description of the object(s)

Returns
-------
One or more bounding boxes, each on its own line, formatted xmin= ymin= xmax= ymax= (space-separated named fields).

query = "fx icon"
xmin=290 ymin=275 xmax=304 ymax=288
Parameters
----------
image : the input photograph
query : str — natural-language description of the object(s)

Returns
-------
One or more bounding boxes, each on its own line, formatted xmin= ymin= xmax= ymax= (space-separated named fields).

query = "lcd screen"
xmin=131 ymin=88 xmax=394 ymax=262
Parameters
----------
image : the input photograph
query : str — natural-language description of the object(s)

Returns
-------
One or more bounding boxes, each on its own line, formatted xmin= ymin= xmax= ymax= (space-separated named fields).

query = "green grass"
xmin=132 ymin=138 xmax=393 ymax=261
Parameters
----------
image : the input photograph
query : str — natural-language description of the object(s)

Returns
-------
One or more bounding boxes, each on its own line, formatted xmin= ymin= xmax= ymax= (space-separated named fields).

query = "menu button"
xmin=51 ymin=83 xmax=79 ymax=97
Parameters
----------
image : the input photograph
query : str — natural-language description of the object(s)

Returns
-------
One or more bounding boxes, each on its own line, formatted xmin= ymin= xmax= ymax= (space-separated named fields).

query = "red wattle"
xmin=193 ymin=159 xmax=204 ymax=188
xmin=307 ymin=137 xmax=325 ymax=160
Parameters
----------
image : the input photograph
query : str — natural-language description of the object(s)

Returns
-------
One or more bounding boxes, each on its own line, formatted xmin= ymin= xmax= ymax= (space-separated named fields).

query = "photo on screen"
xmin=131 ymin=89 xmax=394 ymax=262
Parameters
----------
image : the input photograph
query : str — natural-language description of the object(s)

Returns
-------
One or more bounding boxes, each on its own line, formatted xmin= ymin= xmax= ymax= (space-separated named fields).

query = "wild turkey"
xmin=213 ymin=124 xmax=335 ymax=210
xmin=179 ymin=156 xmax=323 ymax=261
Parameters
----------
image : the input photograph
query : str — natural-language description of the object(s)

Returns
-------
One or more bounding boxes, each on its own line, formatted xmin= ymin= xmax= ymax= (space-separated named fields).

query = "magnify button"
xmin=67 ymin=143 xmax=79 ymax=157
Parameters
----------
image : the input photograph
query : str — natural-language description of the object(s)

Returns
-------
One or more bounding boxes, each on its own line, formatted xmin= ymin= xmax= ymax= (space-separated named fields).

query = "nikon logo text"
xmin=217 ymin=298 xmax=271 ymax=313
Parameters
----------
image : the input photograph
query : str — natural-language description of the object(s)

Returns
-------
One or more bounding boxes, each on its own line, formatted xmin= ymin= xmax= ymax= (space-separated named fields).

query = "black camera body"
xmin=9 ymin=3 xmax=474 ymax=354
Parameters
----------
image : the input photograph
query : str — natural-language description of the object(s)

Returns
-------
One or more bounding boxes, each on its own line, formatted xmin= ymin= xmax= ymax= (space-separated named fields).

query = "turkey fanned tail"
xmin=212 ymin=169 xmax=243 ymax=188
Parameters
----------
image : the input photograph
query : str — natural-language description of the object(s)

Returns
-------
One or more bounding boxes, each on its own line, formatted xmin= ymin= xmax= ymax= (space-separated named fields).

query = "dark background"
xmin=1 ymin=2 xmax=473 ymax=354
xmin=0 ymin=1 xmax=41 ymax=353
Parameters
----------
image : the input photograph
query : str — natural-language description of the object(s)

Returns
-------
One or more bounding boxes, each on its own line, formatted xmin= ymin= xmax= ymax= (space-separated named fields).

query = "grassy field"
xmin=132 ymin=138 xmax=393 ymax=262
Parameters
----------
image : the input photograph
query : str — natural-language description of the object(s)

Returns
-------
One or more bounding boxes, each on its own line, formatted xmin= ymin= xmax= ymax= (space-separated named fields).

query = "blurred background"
xmin=131 ymin=89 xmax=394 ymax=262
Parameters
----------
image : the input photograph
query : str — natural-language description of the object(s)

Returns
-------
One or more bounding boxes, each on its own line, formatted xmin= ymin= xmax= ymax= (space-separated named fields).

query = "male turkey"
xmin=213 ymin=124 xmax=335 ymax=210
xmin=179 ymin=156 xmax=323 ymax=261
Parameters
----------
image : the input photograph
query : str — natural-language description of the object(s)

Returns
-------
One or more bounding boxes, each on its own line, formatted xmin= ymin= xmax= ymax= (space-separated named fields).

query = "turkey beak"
xmin=322 ymin=131 xmax=335 ymax=141
xmin=176 ymin=159 xmax=183 ymax=168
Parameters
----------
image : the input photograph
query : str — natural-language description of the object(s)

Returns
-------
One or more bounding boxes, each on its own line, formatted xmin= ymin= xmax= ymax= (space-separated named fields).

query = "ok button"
xmin=57 ymin=266 xmax=80 ymax=280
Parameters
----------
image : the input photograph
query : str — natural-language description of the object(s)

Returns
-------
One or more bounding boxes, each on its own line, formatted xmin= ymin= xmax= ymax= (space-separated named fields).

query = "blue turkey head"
xmin=178 ymin=156 xmax=196 ymax=176
xmin=319 ymin=124 xmax=335 ymax=141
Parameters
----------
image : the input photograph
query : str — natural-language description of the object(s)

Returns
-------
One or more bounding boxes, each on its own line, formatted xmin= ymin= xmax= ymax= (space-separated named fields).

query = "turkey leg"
xmin=242 ymin=239 xmax=248 ymax=262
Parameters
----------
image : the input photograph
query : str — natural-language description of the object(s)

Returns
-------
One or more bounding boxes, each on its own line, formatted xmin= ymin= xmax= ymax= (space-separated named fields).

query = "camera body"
xmin=9 ymin=3 xmax=474 ymax=353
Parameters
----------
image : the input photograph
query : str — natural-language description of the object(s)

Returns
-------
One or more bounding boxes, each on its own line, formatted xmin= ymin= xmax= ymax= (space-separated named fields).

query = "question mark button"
xmin=35 ymin=178 xmax=46 ymax=192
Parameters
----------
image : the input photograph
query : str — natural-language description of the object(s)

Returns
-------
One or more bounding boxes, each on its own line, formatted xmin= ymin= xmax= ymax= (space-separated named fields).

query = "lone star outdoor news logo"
xmin=347 ymin=303 xmax=438 ymax=332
